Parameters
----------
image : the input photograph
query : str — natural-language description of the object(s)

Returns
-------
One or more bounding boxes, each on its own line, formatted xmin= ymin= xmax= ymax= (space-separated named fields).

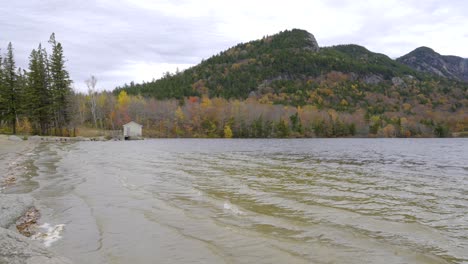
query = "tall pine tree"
xmin=26 ymin=45 xmax=51 ymax=135
xmin=0 ymin=52 xmax=4 ymax=126
xmin=16 ymin=67 xmax=27 ymax=121
xmin=2 ymin=43 xmax=18 ymax=134
xmin=48 ymin=33 xmax=72 ymax=135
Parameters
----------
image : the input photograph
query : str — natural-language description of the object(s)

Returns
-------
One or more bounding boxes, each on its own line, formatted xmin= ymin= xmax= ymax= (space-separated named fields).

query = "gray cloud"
xmin=0 ymin=0 xmax=233 ymax=91
xmin=1 ymin=0 xmax=467 ymax=92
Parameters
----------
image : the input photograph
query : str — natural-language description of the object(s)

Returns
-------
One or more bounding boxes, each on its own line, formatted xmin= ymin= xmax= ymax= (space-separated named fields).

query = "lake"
xmin=11 ymin=139 xmax=468 ymax=263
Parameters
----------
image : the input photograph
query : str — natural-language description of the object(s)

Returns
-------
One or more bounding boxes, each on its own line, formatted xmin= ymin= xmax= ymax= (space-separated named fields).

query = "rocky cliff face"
xmin=268 ymin=29 xmax=320 ymax=52
xmin=397 ymin=47 xmax=468 ymax=82
xmin=304 ymin=32 xmax=320 ymax=52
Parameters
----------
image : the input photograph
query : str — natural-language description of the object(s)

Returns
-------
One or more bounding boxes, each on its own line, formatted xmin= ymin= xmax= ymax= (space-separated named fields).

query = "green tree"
xmin=252 ymin=116 xmax=264 ymax=137
xmin=15 ymin=67 xmax=27 ymax=119
xmin=289 ymin=113 xmax=303 ymax=134
xmin=26 ymin=45 xmax=51 ymax=135
xmin=49 ymin=33 xmax=72 ymax=134
xmin=2 ymin=43 xmax=18 ymax=134
xmin=0 ymin=52 xmax=4 ymax=124
xmin=275 ymin=119 xmax=290 ymax=137
xmin=434 ymin=123 xmax=449 ymax=138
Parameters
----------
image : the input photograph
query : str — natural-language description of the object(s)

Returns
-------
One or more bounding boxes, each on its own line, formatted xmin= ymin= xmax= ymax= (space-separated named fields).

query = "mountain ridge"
xmin=397 ymin=46 xmax=468 ymax=82
xmin=113 ymin=29 xmax=467 ymax=109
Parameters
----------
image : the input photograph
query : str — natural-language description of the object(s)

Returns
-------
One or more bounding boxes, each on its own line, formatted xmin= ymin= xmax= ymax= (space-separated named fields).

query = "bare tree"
xmin=85 ymin=75 xmax=98 ymax=128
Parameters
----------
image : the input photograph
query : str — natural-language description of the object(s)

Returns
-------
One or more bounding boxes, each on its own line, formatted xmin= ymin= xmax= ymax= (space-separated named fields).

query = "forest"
xmin=1 ymin=30 xmax=467 ymax=138
xmin=0 ymin=34 xmax=73 ymax=136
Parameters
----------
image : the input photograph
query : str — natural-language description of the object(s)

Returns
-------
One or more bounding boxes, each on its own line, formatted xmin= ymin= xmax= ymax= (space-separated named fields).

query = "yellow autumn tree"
xmin=224 ymin=124 xmax=233 ymax=138
xmin=175 ymin=106 xmax=185 ymax=122
xmin=17 ymin=117 xmax=32 ymax=134
xmin=200 ymin=96 xmax=212 ymax=108
xmin=174 ymin=106 xmax=185 ymax=137
xmin=118 ymin=90 xmax=130 ymax=109
xmin=117 ymin=90 xmax=131 ymax=124
xmin=340 ymin=99 xmax=349 ymax=106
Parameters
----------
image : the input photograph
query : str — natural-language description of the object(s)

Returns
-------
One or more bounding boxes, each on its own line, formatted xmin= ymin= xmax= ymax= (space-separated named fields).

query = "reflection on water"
xmin=19 ymin=139 xmax=468 ymax=263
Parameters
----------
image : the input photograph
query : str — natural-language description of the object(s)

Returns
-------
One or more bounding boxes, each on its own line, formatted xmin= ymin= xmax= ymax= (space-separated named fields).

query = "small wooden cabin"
xmin=123 ymin=121 xmax=142 ymax=140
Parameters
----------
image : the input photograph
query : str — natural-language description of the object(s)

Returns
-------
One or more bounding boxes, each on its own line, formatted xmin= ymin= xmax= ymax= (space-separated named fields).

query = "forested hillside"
xmin=114 ymin=29 xmax=430 ymax=100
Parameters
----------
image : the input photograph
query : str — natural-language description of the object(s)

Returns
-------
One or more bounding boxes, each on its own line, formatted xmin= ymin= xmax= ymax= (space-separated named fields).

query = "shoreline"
xmin=0 ymin=135 xmax=38 ymax=188
xmin=0 ymin=135 xmax=73 ymax=264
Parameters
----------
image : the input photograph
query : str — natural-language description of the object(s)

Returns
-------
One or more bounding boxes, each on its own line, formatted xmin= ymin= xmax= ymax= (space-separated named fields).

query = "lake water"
xmin=11 ymin=139 xmax=468 ymax=263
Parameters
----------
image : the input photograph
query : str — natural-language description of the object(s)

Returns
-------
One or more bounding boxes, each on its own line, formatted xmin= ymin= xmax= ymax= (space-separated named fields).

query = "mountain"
xmin=397 ymin=47 xmax=468 ymax=82
xmin=113 ymin=29 xmax=467 ymax=112
xmin=114 ymin=29 xmax=428 ymax=100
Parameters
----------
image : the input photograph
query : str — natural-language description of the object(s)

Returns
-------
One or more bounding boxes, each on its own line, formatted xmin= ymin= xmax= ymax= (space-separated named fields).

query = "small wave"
xmin=31 ymin=223 xmax=65 ymax=247
xmin=119 ymin=175 xmax=137 ymax=190
xmin=224 ymin=201 xmax=243 ymax=215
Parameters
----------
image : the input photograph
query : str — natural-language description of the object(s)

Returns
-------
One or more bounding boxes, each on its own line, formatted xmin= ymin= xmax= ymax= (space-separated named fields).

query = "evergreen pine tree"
xmin=26 ymin=45 xmax=51 ymax=135
xmin=3 ymin=43 xmax=18 ymax=134
xmin=0 ymin=52 xmax=4 ymax=124
xmin=15 ymin=67 xmax=27 ymax=126
xmin=48 ymin=33 xmax=72 ymax=135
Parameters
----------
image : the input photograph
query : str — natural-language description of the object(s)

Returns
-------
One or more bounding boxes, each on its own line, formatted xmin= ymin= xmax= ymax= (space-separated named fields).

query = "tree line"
xmin=0 ymin=34 xmax=73 ymax=135
xmin=68 ymin=88 xmax=464 ymax=138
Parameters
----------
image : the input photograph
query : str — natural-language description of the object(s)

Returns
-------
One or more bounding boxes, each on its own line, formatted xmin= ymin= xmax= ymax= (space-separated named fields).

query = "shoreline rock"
xmin=0 ymin=227 xmax=73 ymax=264
xmin=0 ymin=194 xmax=35 ymax=229
xmin=8 ymin=135 xmax=23 ymax=141
xmin=0 ymin=135 xmax=73 ymax=264
xmin=0 ymin=194 xmax=73 ymax=264
xmin=16 ymin=207 xmax=41 ymax=237
xmin=27 ymin=135 xmax=109 ymax=142
xmin=1 ymin=136 xmax=36 ymax=188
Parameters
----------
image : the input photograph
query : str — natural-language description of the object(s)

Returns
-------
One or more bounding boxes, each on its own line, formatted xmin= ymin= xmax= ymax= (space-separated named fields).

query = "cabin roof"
xmin=123 ymin=121 xmax=143 ymax=127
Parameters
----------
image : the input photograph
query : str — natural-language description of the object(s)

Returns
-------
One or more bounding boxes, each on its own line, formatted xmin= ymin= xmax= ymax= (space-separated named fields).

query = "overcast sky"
xmin=1 ymin=0 xmax=467 ymax=92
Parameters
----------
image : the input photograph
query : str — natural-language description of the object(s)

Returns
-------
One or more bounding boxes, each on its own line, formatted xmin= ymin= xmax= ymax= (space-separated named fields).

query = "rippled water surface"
xmin=20 ymin=139 xmax=468 ymax=263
